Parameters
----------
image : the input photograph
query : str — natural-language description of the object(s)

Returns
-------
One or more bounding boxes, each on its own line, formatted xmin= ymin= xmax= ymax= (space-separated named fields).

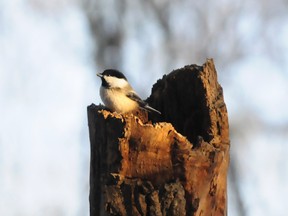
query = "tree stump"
xmin=87 ymin=59 xmax=230 ymax=216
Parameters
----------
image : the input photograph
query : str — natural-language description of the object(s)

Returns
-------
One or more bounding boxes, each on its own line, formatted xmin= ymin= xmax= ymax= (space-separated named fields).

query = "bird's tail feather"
xmin=143 ymin=105 xmax=161 ymax=115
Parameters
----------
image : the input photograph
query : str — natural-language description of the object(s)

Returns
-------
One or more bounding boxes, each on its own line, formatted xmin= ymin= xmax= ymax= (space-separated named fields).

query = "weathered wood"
xmin=88 ymin=59 xmax=230 ymax=216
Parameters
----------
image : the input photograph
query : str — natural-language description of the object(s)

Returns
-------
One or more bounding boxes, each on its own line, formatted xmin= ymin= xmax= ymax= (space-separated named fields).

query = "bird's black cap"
xmin=102 ymin=69 xmax=127 ymax=80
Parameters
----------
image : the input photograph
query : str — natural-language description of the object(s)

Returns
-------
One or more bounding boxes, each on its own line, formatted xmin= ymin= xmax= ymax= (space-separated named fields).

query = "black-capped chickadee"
xmin=97 ymin=69 xmax=161 ymax=114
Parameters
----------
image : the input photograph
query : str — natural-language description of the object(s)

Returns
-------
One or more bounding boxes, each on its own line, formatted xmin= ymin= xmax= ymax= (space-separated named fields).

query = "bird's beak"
xmin=97 ymin=73 xmax=103 ymax=78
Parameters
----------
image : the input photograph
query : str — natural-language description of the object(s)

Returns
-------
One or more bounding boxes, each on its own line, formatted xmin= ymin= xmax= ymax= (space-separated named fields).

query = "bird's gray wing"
xmin=126 ymin=91 xmax=147 ymax=107
xmin=126 ymin=91 xmax=161 ymax=114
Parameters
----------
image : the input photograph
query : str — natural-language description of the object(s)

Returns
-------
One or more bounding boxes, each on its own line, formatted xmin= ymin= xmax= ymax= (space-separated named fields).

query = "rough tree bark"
xmin=87 ymin=59 xmax=230 ymax=216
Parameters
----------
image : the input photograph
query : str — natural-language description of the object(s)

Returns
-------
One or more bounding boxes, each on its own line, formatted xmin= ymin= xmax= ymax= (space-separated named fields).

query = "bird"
xmin=97 ymin=69 xmax=161 ymax=114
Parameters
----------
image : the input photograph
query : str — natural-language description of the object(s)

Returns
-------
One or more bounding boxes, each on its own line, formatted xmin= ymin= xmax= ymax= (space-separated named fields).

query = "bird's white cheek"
xmin=105 ymin=76 xmax=128 ymax=88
